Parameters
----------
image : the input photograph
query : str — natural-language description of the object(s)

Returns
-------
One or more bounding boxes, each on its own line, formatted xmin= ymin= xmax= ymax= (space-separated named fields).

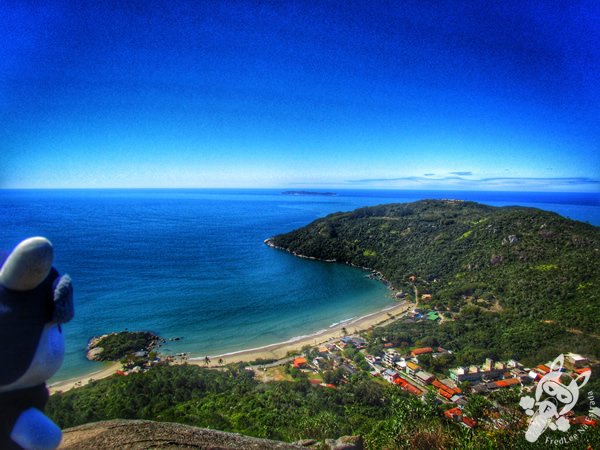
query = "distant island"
xmin=281 ymin=191 xmax=337 ymax=196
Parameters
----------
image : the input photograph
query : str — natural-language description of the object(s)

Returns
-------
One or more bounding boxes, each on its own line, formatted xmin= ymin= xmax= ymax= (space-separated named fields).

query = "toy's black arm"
xmin=52 ymin=274 xmax=74 ymax=324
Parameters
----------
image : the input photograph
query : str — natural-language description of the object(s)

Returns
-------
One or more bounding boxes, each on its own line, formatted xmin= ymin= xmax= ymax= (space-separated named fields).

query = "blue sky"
xmin=1 ymin=1 xmax=599 ymax=191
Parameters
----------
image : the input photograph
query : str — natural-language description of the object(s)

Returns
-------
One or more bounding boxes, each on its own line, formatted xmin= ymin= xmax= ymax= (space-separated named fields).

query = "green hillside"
xmin=268 ymin=200 xmax=600 ymax=364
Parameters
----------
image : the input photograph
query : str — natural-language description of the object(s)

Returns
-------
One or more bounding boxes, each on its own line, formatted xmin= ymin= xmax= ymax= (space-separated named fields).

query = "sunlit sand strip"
xmin=48 ymin=301 xmax=414 ymax=393
xmin=49 ymin=362 xmax=121 ymax=394
xmin=188 ymin=300 xmax=414 ymax=367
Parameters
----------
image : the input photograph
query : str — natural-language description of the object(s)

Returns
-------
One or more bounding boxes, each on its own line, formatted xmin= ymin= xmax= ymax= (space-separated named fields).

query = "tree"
xmin=463 ymin=394 xmax=492 ymax=420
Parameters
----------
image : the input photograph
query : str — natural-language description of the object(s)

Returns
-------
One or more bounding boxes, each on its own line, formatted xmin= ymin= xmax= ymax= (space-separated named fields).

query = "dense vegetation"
xmin=269 ymin=200 xmax=600 ymax=364
xmin=48 ymin=365 xmax=600 ymax=449
xmin=49 ymin=201 xmax=600 ymax=448
xmin=88 ymin=331 xmax=160 ymax=361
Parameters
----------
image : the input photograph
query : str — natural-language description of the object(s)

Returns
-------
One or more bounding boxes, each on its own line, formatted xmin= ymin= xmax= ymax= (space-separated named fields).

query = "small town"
xmin=102 ymin=300 xmax=598 ymax=436
xmin=245 ymin=306 xmax=598 ymax=433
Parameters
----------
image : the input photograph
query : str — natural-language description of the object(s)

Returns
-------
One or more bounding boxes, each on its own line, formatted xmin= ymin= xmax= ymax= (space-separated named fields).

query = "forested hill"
xmin=268 ymin=199 xmax=600 ymax=362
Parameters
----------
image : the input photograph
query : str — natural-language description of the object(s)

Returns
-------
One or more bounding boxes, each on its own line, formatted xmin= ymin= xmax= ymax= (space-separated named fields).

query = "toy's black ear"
xmin=0 ymin=237 xmax=53 ymax=291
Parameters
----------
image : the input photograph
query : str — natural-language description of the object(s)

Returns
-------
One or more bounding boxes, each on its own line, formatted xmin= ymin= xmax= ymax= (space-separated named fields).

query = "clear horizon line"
xmin=1 ymin=186 xmax=599 ymax=194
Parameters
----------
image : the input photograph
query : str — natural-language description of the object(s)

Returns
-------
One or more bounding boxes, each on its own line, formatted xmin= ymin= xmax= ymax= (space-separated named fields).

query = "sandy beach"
xmin=189 ymin=300 xmax=414 ymax=367
xmin=49 ymin=362 xmax=122 ymax=395
xmin=48 ymin=300 xmax=414 ymax=393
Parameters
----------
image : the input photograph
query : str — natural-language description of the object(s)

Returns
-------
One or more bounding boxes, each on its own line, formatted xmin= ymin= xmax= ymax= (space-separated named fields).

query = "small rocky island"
xmin=281 ymin=191 xmax=336 ymax=196
xmin=87 ymin=331 xmax=164 ymax=362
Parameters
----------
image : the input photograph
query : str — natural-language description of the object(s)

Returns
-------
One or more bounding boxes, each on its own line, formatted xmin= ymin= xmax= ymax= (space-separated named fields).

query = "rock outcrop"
xmin=60 ymin=420 xmax=305 ymax=449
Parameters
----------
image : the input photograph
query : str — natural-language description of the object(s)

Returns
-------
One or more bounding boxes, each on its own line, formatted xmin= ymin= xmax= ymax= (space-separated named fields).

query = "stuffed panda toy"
xmin=0 ymin=237 xmax=74 ymax=450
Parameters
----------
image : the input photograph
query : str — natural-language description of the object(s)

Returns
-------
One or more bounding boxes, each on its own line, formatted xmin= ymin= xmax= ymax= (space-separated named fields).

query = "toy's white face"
xmin=542 ymin=380 xmax=575 ymax=405
xmin=535 ymin=371 xmax=580 ymax=417
xmin=0 ymin=237 xmax=53 ymax=291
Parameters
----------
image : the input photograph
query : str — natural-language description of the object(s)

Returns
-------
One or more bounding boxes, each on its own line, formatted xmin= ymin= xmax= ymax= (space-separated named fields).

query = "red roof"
xmin=293 ymin=357 xmax=308 ymax=368
xmin=383 ymin=342 xmax=394 ymax=348
xmin=445 ymin=407 xmax=476 ymax=428
xmin=394 ymin=377 xmax=410 ymax=387
xmin=433 ymin=380 xmax=461 ymax=395
xmin=462 ymin=416 xmax=477 ymax=428
xmin=495 ymin=378 xmax=520 ymax=388
xmin=574 ymin=367 xmax=592 ymax=375
xmin=444 ymin=407 xmax=462 ymax=419
xmin=403 ymin=383 xmax=423 ymax=396
xmin=439 ymin=389 xmax=453 ymax=399
xmin=536 ymin=364 xmax=551 ymax=374
xmin=411 ymin=347 xmax=433 ymax=356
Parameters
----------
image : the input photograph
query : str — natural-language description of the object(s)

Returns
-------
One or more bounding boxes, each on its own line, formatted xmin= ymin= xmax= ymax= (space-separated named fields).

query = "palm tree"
xmin=204 ymin=356 xmax=211 ymax=366
xmin=341 ymin=327 xmax=348 ymax=336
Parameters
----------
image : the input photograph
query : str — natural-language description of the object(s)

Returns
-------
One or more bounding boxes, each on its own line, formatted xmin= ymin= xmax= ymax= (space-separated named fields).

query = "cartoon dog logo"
xmin=520 ymin=354 xmax=591 ymax=442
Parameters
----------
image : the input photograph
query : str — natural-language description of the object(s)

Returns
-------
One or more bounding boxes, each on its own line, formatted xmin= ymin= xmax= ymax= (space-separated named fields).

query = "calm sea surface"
xmin=0 ymin=189 xmax=598 ymax=381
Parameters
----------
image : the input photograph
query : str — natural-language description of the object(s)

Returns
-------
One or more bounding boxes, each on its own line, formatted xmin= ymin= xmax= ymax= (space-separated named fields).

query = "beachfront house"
xmin=406 ymin=361 xmax=420 ymax=376
xmin=339 ymin=336 xmax=367 ymax=349
xmin=444 ymin=407 xmax=477 ymax=429
xmin=395 ymin=358 xmax=407 ymax=371
xmin=450 ymin=366 xmax=480 ymax=383
xmin=449 ymin=359 xmax=506 ymax=383
xmin=565 ymin=353 xmax=589 ymax=370
xmin=293 ymin=357 xmax=308 ymax=368
xmin=415 ymin=370 xmax=435 ymax=385
xmin=382 ymin=369 xmax=399 ymax=383
xmin=383 ymin=349 xmax=400 ymax=367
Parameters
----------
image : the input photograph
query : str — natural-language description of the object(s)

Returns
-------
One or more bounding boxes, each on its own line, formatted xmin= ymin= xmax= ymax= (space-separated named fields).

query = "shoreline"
xmin=188 ymin=300 xmax=414 ymax=367
xmin=49 ymin=362 xmax=121 ymax=394
xmin=49 ymin=242 xmax=410 ymax=392
xmin=48 ymin=300 xmax=414 ymax=393
xmin=263 ymin=238 xmax=396 ymax=288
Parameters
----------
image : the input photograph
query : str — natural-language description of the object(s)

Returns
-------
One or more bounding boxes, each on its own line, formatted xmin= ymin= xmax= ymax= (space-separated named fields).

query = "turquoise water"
xmin=0 ymin=189 xmax=598 ymax=381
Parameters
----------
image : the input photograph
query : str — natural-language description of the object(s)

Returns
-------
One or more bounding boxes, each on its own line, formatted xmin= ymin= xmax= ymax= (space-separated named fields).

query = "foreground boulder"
xmin=60 ymin=420 xmax=305 ymax=449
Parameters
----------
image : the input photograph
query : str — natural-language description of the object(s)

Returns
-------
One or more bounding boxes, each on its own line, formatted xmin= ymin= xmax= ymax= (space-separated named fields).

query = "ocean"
xmin=0 ymin=189 xmax=598 ymax=382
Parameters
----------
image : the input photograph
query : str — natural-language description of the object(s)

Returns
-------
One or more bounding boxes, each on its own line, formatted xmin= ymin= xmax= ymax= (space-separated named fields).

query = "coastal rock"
xmin=60 ymin=419 xmax=305 ymax=449
xmin=86 ymin=347 xmax=104 ymax=361
xmin=324 ymin=435 xmax=363 ymax=450
xmin=87 ymin=334 xmax=109 ymax=350
xmin=86 ymin=331 xmax=164 ymax=362
xmin=335 ymin=436 xmax=364 ymax=450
